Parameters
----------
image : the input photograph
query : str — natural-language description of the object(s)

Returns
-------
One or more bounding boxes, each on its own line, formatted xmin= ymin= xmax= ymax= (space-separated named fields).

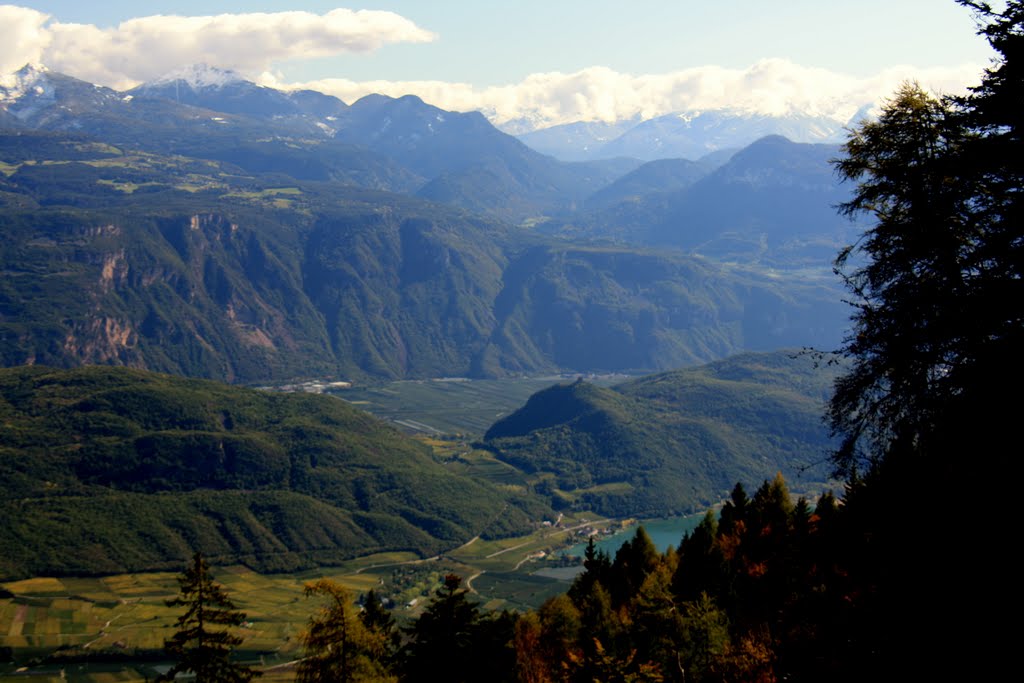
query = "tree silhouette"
xmin=827 ymin=4 xmax=1023 ymax=676
xmin=400 ymin=574 xmax=482 ymax=683
xmin=830 ymin=82 xmax=977 ymax=474
xmin=162 ymin=552 xmax=259 ymax=683
xmin=831 ymin=2 xmax=1024 ymax=475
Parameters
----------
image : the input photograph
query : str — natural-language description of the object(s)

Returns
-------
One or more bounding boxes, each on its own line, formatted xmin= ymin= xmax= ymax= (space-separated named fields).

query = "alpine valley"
xmin=0 ymin=63 xmax=851 ymax=578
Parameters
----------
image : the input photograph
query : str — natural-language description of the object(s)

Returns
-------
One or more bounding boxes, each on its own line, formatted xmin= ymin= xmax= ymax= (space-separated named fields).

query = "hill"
xmin=583 ymin=158 xmax=711 ymax=210
xmin=483 ymin=350 xmax=840 ymax=516
xmin=0 ymin=365 xmax=547 ymax=580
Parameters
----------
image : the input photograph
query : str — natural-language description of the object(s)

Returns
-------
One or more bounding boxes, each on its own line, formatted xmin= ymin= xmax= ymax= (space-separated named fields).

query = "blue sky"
xmin=2 ymin=2 xmax=996 ymax=129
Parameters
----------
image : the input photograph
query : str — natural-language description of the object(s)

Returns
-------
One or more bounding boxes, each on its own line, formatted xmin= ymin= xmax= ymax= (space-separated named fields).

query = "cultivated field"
xmin=332 ymin=375 xmax=627 ymax=436
xmin=0 ymin=514 xmax=622 ymax=681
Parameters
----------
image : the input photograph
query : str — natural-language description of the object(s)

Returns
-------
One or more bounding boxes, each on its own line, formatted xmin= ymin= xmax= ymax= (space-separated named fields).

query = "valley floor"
xmin=0 ymin=513 xmax=625 ymax=680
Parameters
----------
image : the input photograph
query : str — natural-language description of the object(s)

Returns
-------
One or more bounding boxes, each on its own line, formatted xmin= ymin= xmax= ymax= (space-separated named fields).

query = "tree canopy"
xmin=296 ymin=579 xmax=394 ymax=683
xmin=830 ymin=1 xmax=1024 ymax=474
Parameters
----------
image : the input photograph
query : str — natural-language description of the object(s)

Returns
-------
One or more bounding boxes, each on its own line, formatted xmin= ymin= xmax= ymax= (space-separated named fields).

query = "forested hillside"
xmin=0 ymin=365 xmax=547 ymax=580
xmin=484 ymin=351 xmax=839 ymax=516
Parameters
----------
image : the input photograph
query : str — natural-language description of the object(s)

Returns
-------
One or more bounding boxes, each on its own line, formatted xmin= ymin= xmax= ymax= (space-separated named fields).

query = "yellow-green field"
xmin=0 ymin=515 xmax=615 ymax=681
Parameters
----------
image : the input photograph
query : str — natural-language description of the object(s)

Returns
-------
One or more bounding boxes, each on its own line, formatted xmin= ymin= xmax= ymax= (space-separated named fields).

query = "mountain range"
xmin=514 ymin=108 xmax=859 ymax=162
xmin=0 ymin=64 xmax=854 ymax=383
xmin=0 ymin=63 xmax=860 ymax=584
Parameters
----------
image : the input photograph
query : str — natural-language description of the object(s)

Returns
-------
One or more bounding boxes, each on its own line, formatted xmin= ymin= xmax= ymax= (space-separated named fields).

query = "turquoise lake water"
xmin=568 ymin=511 xmax=708 ymax=558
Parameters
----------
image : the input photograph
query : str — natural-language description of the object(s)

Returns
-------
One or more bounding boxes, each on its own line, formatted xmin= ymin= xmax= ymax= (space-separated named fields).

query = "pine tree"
xmin=162 ymin=553 xmax=259 ymax=683
xmin=400 ymin=574 xmax=482 ymax=683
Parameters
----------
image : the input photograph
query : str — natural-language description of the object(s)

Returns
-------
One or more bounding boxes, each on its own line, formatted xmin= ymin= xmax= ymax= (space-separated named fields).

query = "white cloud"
xmin=279 ymin=59 xmax=984 ymax=132
xmin=0 ymin=5 xmax=51 ymax=76
xmin=2 ymin=6 xmax=435 ymax=90
xmin=0 ymin=4 xmax=984 ymax=132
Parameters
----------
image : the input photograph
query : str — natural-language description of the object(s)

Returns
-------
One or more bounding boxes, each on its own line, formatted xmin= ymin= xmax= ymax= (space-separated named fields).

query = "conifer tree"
xmin=400 ymin=574 xmax=482 ymax=683
xmin=358 ymin=588 xmax=399 ymax=664
xmin=162 ymin=552 xmax=259 ymax=683
xmin=826 ymin=4 xmax=1023 ymax=676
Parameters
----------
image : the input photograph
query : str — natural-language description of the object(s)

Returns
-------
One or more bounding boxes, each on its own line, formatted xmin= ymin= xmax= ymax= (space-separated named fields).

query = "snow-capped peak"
xmin=0 ymin=63 xmax=51 ymax=103
xmin=149 ymin=64 xmax=246 ymax=90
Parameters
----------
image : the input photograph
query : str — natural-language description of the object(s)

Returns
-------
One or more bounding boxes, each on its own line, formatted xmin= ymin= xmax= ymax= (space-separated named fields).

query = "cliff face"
xmin=0 ymin=196 xmax=846 ymax=382
xmin=0 ymin=132 xmax=847 ymax=383
xmin=1 ymin=206 xmax=333 ymax=381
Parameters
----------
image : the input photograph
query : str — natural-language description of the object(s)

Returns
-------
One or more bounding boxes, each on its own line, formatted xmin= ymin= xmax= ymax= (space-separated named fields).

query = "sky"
xmin=0 ymin=1 xmax=997 ymax=130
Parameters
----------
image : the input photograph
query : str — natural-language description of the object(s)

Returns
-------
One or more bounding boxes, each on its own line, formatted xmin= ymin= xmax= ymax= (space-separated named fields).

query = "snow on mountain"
xmin=0 ymin=64 xmax=53 ymax=107
xmin=517 ymin=107 xmax=857 ymax=162
xmin=148 ymin=64 xmax=246 ymax=90
xmin=514 ymin=117 xmax=642 ymax=161
xmin=0 ymin=63 xmax=130 ymax=126
xmin=129 ymin=65 xmax=349 ymax=122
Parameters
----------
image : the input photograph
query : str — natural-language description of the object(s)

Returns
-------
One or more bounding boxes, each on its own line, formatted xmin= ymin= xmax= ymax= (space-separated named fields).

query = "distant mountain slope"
xmin=597 ymin=109 xmax=846 ymax=161
xmin=584 ymin=158 xmax=711 ymax=210
xmin=483 ymin=350 xmax=840 ymax=516
xmin=515 ymin=118 xmax=642 ymax=161
xmin=515 ymin=109 xmax=848 ymax=162
xmin=478 ymin=244 xmax=846 ymax=375
xmin=0 ymin=132 xmax=847 ymax=382
xmin=332 ymin=93 xmax=644 ymax=221
xmin=2 ymin=68 xmax=648 ymax=223
xmin=547 ymin=135 xmax=858 ymax=269
xmin=0 ymin=65 xmax=293 ymax=147
xmin=0 ymin=365 xmax=546 ymax=580
xmin=128 ymin=64 xmax=349 ymax=120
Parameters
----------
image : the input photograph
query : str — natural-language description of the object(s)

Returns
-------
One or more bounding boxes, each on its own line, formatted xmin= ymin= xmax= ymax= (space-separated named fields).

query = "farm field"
xmin=0 ymin=514 xmax=622 ymax=681
xmin=332 ymin=375 xmax=628 ymax=436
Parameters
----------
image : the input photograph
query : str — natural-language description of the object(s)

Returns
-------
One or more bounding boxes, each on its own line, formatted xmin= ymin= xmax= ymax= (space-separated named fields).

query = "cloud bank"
xmin=269 ymin=59 xmax=983 ymax=132
xmin=0 ymin=4 xmax=435 ymax=89
xmin=0 ymin=4 xmax=983 ymax=131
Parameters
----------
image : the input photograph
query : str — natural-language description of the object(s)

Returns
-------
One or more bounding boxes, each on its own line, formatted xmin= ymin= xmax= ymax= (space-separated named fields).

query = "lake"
xmin=568 ymin=511 xmax=709 ymax=558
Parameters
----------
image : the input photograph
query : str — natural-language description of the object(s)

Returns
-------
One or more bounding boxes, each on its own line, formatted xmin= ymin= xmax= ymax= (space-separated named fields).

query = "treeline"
xmin=273 ymin=469 xmax=996 ymax=682
xmin=161 ymin=473 xmax=888 ymax=682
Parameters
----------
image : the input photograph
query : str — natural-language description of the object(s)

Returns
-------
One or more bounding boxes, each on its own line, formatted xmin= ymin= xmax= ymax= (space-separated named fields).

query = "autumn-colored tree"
xmin=296 ymin=579 xmax=394 ymax=683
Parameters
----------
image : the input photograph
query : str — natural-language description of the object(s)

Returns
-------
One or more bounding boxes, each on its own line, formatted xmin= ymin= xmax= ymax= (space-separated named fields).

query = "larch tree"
xmin=296 ymin=579 xmax=393 ymax=683
xmin=830 ymin=1 xmax=1024 ymax=474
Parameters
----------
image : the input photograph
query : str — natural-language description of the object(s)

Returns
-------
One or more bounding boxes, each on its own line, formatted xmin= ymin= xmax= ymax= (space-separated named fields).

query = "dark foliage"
xmin=822 ymin=2 xmax=1023 ymax=676
xmin=400 ymin=574 xmax=517 ymax=683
